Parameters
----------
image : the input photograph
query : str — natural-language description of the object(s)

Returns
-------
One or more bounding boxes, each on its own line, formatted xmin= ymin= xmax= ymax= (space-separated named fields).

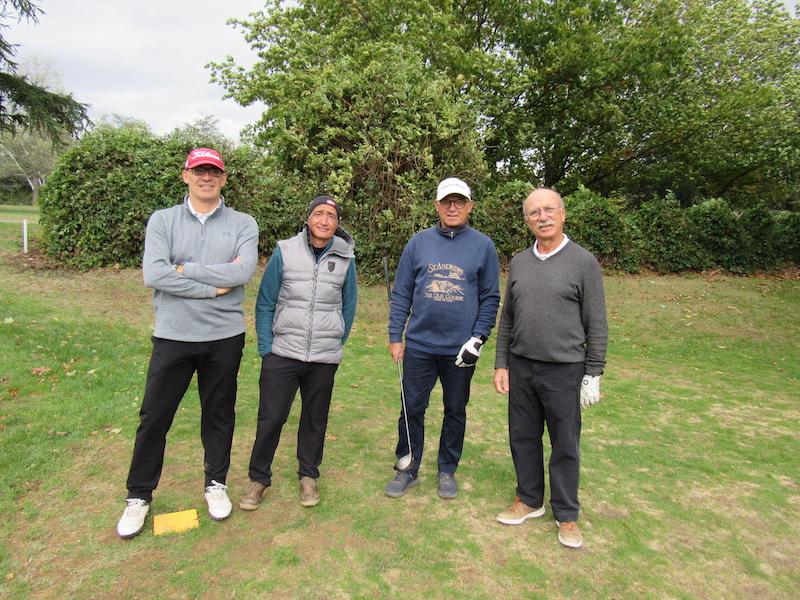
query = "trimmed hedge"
xmin=563 ymin=185 xmax=638 ymax=273
xmin=39 ymin=126 xmax=300 ymax=268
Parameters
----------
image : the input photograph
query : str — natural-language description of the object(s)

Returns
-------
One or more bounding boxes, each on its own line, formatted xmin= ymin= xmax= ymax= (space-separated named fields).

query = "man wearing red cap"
xmin=116 ymin=148 xmax=259 ymax=539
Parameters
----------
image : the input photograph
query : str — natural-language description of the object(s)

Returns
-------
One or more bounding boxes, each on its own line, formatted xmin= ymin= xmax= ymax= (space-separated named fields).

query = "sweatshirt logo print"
xmin=424 ymin=263 xmax=465 ymax=302
xmin=327 ymin=261 xmax=335 ymax=273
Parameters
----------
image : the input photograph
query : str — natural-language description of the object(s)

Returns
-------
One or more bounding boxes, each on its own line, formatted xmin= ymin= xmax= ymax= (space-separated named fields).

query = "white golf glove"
xmin=455 ymin=336 xmax=485 ymax=367
xmin=580 ymin=375 xmax=601 ymax=409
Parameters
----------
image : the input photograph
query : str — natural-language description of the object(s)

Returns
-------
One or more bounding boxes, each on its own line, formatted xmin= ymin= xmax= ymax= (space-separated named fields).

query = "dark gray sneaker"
xmin=385 ymin=472 xmax=419 ymax=498
xmin=438 ymin=472 xmax=457 ymax=499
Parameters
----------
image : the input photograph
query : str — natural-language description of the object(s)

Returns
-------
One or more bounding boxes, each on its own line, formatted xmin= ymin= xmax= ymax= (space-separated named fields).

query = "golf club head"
xmin=395 ymin=453 xmax=414 ymax=472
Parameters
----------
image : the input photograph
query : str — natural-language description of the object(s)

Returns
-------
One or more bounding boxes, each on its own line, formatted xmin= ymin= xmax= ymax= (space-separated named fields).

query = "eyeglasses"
xmin=525 ymin=206 xmax=559 ymax=218
xmin=438 ymin=198 xmax=470 ymax=209
xmin=188 ymin=166 xmax=225 ymax=177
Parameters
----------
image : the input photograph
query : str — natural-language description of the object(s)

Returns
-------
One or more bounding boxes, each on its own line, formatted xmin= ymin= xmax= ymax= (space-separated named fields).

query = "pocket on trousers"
xmin=537 ymin=362 xmax=583 ymax=392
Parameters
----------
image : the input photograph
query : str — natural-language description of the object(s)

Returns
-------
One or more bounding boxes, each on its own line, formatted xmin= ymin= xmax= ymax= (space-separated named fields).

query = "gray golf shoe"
xmin=438 ymin=472 xmax=457 ymax=499
xmin=385 ymin=472 xmax=419 ymax=498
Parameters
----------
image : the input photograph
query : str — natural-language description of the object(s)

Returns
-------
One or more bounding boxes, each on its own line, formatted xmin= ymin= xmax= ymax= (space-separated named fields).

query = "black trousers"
xmin=395 ymin=347 xmax=475 ymax=477
xmin=508 ymin=353 xmax=583 ymax=521
xmin=125 ymin=334 xmax=245 ymax=501
xmin=247 ymin=353 xmax=339 ymax=485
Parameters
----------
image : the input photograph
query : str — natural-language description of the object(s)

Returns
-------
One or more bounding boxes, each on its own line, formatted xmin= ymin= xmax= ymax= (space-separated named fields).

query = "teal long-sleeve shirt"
xmin=255 ymin=244 xmax=357 ymax=357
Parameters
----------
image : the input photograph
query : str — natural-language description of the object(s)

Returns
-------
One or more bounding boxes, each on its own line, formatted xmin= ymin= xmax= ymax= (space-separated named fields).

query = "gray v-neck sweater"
xmin=495 ymin=240 xmax=607 ymax=375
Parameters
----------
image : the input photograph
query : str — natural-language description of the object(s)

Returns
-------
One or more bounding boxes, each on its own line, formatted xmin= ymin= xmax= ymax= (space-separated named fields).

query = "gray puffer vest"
xmin=271 ymin=226 xmax=355 ymax=364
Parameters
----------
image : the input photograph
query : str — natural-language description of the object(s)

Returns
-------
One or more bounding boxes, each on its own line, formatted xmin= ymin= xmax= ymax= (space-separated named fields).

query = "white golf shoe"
xmin=117 ymin=498 xmax=150 ymax=539
xmin=204 ymin=480 xmax=232 ymax=521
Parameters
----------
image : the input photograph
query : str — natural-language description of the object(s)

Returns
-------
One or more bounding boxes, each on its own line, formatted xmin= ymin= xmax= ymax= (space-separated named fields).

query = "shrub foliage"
xmin=40 ymin=126 xmax=799 ymax=276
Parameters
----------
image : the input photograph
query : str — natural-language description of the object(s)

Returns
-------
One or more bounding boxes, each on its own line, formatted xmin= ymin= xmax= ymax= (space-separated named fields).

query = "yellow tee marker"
xmin=153 ymin=509 xmax=199 ymax=535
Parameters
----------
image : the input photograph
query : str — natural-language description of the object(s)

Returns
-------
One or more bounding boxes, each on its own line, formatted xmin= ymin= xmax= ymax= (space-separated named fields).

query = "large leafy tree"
xmin=0 ymin=0 xmax=89 ymax=142
xmin=211 ymin=2 xmax=486 ymax=271
xmin=213 ymin=0 xmax=800 ymax=230
xmin=0 ymin=58 xmax=76 ymax=205
xmin=474 ymin=0 xmax=800 ymax=205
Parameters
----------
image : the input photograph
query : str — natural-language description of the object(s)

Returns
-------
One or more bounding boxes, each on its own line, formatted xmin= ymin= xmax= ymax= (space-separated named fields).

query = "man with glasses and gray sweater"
xmin=116 ymin=148 xmax=259 ymax=539
xmin=493 ymin=187 xmax=607 ymax=549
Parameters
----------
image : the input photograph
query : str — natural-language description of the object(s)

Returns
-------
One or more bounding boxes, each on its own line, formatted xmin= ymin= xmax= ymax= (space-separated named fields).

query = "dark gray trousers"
xmin=508 ymin=353 xmax=583 ymax=521
xmin=247 ymin=353 xmax=339 ymax=485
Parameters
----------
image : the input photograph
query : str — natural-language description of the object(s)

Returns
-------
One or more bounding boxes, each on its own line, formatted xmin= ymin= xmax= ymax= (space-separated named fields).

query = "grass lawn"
xmin=0 ymin=225 xmax=798 ymax=599
xmin=0 ymin=204 xmax=39 ymax=224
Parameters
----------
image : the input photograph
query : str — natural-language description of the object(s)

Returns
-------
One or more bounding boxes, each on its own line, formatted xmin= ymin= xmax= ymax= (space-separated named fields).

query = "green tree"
xmin=0 ymin=128 xmax=58 ymax=204
xmin=579 ymin=0 xmax=800 ymax=207
xmin=0 ymin=58 xmax=75 ymax=205
xmin=212 ymin=5 xmax=486 ymax=272
xmin=0 ymin=0 xmax=89 ymax=142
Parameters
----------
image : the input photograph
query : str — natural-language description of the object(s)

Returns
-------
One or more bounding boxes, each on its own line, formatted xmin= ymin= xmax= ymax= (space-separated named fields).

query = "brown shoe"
xmin=299 ymin=476 xmax=320 ymax=507
xmin=238 ymin=481 xmax=268 ymax=511
xmin=556 ymin=520 xmax=583 ymax=548
xmin=496 ymin=496 xmax=546 ymax=525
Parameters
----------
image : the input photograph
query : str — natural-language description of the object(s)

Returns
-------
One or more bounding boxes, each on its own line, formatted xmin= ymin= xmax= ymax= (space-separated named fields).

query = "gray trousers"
xmin=508 ymin=353 xmax=583 ymax=522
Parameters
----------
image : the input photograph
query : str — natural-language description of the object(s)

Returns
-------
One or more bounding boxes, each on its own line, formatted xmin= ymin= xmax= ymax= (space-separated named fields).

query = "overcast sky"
xmin=9 ymin=1 xmax=799 ymax=144
xmin=11 ymin=1 xmax=266 ymax=142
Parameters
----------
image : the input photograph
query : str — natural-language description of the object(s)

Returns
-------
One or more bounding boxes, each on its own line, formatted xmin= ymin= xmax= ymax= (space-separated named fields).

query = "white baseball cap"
xmin=436 ymin=177 xmax=471 ymax=201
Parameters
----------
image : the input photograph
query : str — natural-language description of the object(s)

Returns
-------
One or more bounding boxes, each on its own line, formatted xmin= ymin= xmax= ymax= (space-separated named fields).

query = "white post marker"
xmin=22 ymin=219 xmax=28 ymax=254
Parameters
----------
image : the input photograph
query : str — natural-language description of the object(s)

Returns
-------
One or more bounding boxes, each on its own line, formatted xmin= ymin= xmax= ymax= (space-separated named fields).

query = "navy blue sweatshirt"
xmin=388 ymin=223 xmax=500 ymax=355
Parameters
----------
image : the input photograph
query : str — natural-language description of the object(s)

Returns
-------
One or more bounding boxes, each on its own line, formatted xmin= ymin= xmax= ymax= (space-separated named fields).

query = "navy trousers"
xmin=395 ymin=346 xmax=475 ymax=477
xmin=508 ymin=353 xmax=583 ymax=521
xmin=126 ymin=334 xmax=245 ymax=501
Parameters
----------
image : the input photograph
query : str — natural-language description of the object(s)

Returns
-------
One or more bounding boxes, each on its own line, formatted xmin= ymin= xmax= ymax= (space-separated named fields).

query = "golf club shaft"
xmin=397 ymin=361 xmax=413 ymax=456
xmin=384 ymin=256 xmax=414 ymax=463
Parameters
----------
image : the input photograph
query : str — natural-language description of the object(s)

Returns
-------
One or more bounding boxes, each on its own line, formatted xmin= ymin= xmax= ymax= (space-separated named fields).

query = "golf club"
xmin=384 ymin=256 xmax=414 ymax=472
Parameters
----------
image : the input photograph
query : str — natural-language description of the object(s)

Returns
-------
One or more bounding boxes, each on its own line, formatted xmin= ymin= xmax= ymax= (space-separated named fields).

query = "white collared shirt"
xmin=188 ymin=198 xmax=222 ymax=224
xmin=533 ymin=234 xmax=570 ymax=260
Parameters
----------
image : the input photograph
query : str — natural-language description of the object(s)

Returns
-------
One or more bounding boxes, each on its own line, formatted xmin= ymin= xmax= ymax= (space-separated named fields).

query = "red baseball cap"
xmin=185 ymin=148 xmax=225 ymax=171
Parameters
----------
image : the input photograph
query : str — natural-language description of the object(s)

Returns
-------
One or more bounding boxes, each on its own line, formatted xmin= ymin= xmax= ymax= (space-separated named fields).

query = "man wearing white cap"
xmin=116 ymin=147 xmax=259 ymax=539
xmin=385 ymin=177 xmax=500 ymax=499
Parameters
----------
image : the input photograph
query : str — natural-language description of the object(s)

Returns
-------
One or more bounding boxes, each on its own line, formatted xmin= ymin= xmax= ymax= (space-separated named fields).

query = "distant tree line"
xmin=39 ymin=0 xmax=800 ymax=275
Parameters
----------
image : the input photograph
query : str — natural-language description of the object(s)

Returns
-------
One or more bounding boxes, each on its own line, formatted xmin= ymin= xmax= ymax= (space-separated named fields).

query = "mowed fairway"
xmin=0 ymin=222 xmax=798 ymax=599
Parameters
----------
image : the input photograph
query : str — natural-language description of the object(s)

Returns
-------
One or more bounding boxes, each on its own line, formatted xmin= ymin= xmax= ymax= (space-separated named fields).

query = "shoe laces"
xmin=205 ymin=480 xmax=228 ymax=499
xmin=124 ymin=498 xmax=148 ymax=515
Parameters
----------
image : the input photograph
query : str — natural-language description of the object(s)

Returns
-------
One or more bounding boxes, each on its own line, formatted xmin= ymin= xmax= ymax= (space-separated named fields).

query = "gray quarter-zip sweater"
xmin=142 ymin=197 xmax=259 ymax=342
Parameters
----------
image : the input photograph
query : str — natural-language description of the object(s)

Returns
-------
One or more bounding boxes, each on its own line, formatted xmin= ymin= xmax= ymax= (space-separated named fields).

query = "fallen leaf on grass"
xmin=325 ymin=434 xmax=337 ymax=441
xmin=5 ymin=572 xmax=13 ymax=581
xmin=31 ymin=367 xmax=51 ymax=376
xmin=2 ymin=317 xmax=13 ymax=324
xmin=350 ymin=383 xmax=360 ymax=388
